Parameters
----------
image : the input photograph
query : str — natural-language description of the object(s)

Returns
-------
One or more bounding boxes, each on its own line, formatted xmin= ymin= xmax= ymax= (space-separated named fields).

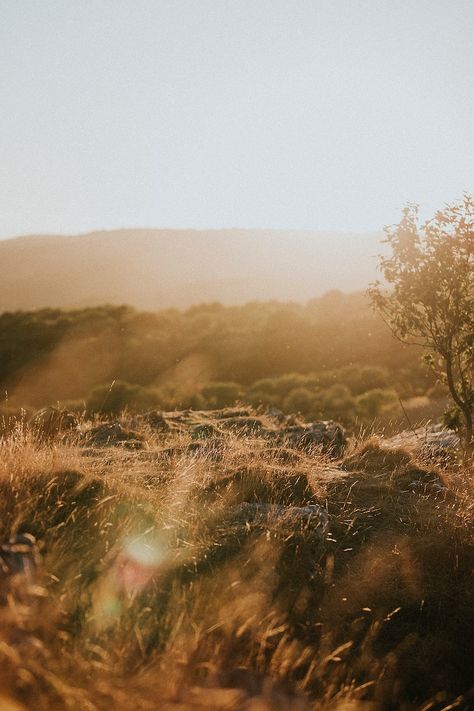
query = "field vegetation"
xmin=0 ymin=291 xmax=447 ymax=431
xmin=1 ymin=196 xmax=472 ymax=708
xmin=0 ymin=412 xmax=472 ymax=710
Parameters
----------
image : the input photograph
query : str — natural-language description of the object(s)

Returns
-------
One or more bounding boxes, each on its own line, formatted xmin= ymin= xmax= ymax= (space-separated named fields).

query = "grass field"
xmin=0 ymin=412 xmax=473 ymax=710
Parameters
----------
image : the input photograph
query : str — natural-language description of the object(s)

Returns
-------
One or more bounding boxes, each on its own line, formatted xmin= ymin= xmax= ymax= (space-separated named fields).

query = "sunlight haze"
xmin=1 ymin=0 xmax=473 ymax=239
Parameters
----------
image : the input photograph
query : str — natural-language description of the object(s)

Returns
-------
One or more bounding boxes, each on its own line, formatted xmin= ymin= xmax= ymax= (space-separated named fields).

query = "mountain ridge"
xmin=0 ymin=228 xmax=383 ymax=311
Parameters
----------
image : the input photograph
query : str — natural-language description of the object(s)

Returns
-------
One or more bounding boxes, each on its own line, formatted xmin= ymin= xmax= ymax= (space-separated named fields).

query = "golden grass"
xmin=0 ymin=423 xmax=473 ymax=710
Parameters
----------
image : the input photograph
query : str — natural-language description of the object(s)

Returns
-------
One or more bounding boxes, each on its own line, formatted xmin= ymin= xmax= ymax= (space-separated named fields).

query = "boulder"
xmin=193 ymin=500 xmax=329 ymax=577
xmin=0 ymin=533 xmax=39 ymax=580
xmin=221 ymin=417 xmax=264 ymax=435
xmin=190 ymin=422 xmax=222 ymax=440
xmin=83 ymin=422 xmax=147 ymax=449
xmin=231 ymin=502 xmax=329 ymax=535
xmin=266 ymin=406 xmax=286 ymax=423
xmin=381 ymin=424 xmax=460 ymax=459
xmin=142 ymin=410 xmax=171 ymax=433
xmin=201 ymin=468 xmax=317 ymax=507
xmin=215 ymin=407 xmax=251 ymax=419
xmin=0 ymin=533 xmax=41 ymax=605
xmin=276 ymin=420 xmax=346 ymax=454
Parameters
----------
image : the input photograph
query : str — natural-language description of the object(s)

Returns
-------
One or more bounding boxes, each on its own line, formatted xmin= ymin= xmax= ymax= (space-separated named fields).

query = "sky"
xmin=1 ymin=0 xmax=473 ymax=239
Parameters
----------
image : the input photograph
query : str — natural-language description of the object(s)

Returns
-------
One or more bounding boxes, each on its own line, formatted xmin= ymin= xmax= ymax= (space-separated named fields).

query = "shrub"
xmin=282 ymin=387 xmax=319 ymax=418
xmin=86 ymin=380 xmax=161 ymax=415
xmin=201 ymin=382 xmax=241 ymax=409
xmin=322 ymin=384 xmax=356 ymax=423
xmin=356 ymin=388 xmax=398 ymax=421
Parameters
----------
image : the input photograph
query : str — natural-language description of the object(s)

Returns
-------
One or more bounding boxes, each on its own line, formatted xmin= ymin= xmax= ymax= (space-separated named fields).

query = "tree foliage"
xmin=369 ymin=195 xmax=474 ymax=450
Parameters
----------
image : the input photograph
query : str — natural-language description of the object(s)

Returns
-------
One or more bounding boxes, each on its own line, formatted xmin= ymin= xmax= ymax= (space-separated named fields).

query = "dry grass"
xmin=0 ymin=421 xmax=473 ymax=711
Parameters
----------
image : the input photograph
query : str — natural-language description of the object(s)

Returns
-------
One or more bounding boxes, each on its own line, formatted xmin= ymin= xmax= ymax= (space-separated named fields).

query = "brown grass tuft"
xmin=0 ymin=421 xmax=472 ymax=709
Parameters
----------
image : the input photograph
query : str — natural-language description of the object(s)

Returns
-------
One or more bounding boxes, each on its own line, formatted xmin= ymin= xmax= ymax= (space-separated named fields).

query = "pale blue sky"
xmin=1 ymin=0 xmax=473 ymax=239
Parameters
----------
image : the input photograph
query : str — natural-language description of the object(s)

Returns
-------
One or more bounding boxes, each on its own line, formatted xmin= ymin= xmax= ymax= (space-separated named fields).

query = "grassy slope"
xmin=0 ymin=418 xmax=473 ymax=711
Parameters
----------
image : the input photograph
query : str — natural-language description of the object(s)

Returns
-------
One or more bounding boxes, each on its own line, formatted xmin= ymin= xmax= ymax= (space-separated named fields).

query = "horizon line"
xmin=0 ymin=225 xmax=384 ymax=242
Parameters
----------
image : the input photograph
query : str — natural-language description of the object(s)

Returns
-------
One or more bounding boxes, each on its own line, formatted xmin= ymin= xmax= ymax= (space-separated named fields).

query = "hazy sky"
xmin=1 ymin=0 xmax=473 ymax=239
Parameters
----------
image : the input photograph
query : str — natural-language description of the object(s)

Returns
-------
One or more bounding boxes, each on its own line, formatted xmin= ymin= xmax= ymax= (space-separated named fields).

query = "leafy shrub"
xmin=356 ymin=388 xmax=398 ymax=421
xmin=282 ymin=387 xmax=319 ymax=418
xmin=201 ymin=382 xmax=242 ymax=409
xmin=322 ymin=384 xmax=356 ymax=423
xmin=86 ymin=380 xmax=161 ymax=415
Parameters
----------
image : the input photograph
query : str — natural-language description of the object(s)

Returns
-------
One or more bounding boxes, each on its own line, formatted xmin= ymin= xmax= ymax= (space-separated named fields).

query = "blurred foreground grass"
xmin=0 ymin=420 xmax=473 ymax=711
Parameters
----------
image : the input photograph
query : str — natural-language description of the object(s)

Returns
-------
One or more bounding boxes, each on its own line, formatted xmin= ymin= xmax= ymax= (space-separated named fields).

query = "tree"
xmin=369 ymin=194 xmax=474 ymax=454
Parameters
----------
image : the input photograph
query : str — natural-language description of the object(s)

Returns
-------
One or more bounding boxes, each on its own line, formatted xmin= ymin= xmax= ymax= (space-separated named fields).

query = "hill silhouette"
xmin=0 ymin=229 xmax=381 ymax=310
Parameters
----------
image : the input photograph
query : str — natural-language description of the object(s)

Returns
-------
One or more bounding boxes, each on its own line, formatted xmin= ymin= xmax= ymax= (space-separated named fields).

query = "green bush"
xmin=271 ymin=373 xmax=310 ymax=398
xmin=356 ymin=388 xmax=398 ymax=421
xmin=86 ymin=380 xmax=161 ymax=415
xmin=322 ymin=384 xmax=356 ymax=423
xmin=201 ymin=382 xmax=241 ymax=409
xmin=282 ymin=387 xmax=313 ymax=416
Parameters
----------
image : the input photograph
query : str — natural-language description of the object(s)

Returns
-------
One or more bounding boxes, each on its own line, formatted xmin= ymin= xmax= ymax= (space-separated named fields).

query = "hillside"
xmin=0 ymin=229 xmax=381 ymax=311
xmin=0 ymin=296 xmax=440 ymax=422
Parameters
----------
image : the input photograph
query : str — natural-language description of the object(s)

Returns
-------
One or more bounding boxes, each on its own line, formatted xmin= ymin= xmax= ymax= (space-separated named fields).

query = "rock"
xmin=222 ymin=417 xmax=264 ymax=435
xmin=201 ymin=468 xmax=317 ymax=507
xmin=231 ymin=502 xmax=329 ymax=535
xmin=0 ymin=533 xmax=39 ymax=581
xmin=193 ymin=500 xmax=329 ymax=578
xmin=0 ymin=533 xmax=41 ymax=606
xmin=276 ymin=420 xmax=346 ymax=454
xmin=215 ymin=408 xmax=251 ymax=419
xmin=83 ymin=423 xmax=147 ymax=449
xmin=190 ymin=422 xmax=222 ymax=440
xmin=266 ymin=407 xmax=286 ymax=423
xmin=142 ymin=410 xmax=171 ymax=433
xmin=221 ymin=502 xmax=329 ymax=559
xmin=342 ymin=441 xmax=412 ymax=474
xmin=29 ymin=407 xmax=78 ymax=438
xmin=381 ymin=424 xmax=460 ymax=459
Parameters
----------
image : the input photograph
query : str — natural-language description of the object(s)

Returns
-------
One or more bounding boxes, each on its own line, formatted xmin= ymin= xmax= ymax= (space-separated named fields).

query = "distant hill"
xmin=0 ymin=229 xmax=382 ymax=311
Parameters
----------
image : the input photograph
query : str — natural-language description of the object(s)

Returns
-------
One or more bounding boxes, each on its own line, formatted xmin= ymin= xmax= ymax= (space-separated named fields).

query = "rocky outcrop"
xmin=271 ymin=419 xmax=347 ymax=454
xmin=381 ymin=424 xmax=460 ymax=459
xmin=0 ymin=533 xmax=39 ymax=580
xmin=0 ymin=533 xmax=41 ymax=605
xmin=131 ymin=408 xmax=347 ymax=456
xmin=141 ymin=410 xmax=171 ymax=433
xmin=231 ymin=501 xmax=328 ymax=534
xmin=82 ymin=423 xmax=147 ymax=449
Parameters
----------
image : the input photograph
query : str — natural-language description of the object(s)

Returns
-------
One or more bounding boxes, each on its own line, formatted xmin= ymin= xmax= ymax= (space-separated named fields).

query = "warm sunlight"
xmin=0 ymin=2 xmax=472 ymax=710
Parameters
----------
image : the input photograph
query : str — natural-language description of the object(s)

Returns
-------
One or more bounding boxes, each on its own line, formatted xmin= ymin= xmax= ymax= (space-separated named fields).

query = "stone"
xmin=0 ymin=533 xmax=39 ymax=580
xmin=190 ymin=422 xmax=221 ymax=440
xmin=214 ymin=407 xmax=251 ymax=419
xmin=231 ymin=502 xmax=329 ymax=538
xmin=266 ymin=407 xmax=286 ymax=422
xmin=142 ymin=410 xmax=171 ymax=433
xmin=276 ymin=420 xmax=346 ymax=454
xmin=83 ymin=422 xmax=147 ymax=449
xmin=381 ymin=424 xmax=460 ymax=458
xmin=222 ymin=417 xmax=264 ymax=434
